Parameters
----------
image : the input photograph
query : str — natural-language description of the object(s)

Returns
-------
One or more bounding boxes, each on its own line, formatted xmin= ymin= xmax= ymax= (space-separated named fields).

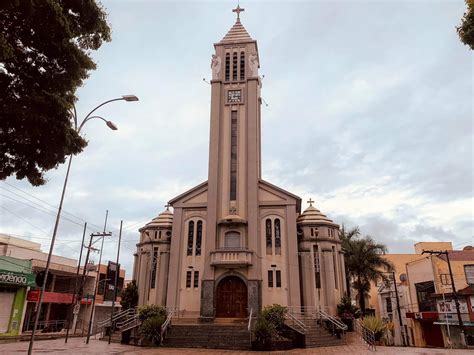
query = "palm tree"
xmin=341 ymin=227 xmax=394 ymax=314
xmin=340 ymin=225 xmax=360 ymax=296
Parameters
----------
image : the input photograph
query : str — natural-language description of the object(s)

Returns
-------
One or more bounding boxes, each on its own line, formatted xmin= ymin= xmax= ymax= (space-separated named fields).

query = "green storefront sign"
xmin=0 ymin=256 xmax=35 ymax=336
xmin=0 ymin=270 xmax=35 ymax=287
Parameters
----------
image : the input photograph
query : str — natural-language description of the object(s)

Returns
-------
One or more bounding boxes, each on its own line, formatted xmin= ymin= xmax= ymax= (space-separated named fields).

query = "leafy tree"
xmin=341 ymin=229 xmax=394 ymax=313
xmin=0 ymin=0 xmax=111 ymax=185
xmin=120 ymin=280 xmax=139 ymax=310
xmin=457 ymin=0 xmax=474 ymax=50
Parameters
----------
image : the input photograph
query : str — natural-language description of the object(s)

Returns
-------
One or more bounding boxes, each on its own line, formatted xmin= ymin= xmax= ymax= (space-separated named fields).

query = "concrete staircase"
xmin=162 ymin=323 xmax=251 ymax=350
xmin=101 ymin=330 xmax=122 ymax=343
xmin=302 ymin=319 xmax=345 ymax=347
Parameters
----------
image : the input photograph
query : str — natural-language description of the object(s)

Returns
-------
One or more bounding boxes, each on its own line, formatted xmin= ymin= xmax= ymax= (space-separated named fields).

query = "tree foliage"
xmin=0 ymin=0 xmax=111 ymax=185
xmin=457 ymin=0 xmax=474 ymax=50
xmin=137 ymin=304 xmax=167 ymax=322
xmin=120 ymin=280 xmax=139 ymax=310
xmin=341 ymin=227 xmax=394 ymax=313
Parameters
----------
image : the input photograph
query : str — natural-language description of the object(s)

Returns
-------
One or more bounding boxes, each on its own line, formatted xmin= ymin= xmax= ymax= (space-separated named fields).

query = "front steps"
xmin=302 ymin=319 xmax=346 ymax=347
xmin=162 ymin=323 xmax=251 ymax=350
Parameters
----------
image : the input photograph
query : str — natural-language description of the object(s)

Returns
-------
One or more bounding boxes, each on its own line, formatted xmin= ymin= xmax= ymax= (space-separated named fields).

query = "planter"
xmin=341 ymin=318 xmax=354 ymax=332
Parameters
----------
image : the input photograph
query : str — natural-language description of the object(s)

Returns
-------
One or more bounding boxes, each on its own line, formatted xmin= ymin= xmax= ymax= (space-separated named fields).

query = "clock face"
xmin=227 ymin=90 xmax=242 ymax=103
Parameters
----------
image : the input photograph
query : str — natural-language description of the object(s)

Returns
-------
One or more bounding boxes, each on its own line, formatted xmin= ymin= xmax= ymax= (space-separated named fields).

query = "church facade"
xmin=133 ymin=9 xmax=346 ymax=320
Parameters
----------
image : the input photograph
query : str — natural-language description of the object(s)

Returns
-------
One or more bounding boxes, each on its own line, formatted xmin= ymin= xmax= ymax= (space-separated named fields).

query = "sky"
xmin=1 ymin=0 xmax=472 ymax=278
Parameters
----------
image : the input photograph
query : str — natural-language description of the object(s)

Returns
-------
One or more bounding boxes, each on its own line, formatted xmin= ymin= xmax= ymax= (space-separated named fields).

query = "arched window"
xmin=195 ymin=221 xmax=202 ymax=256
xmin=224 ymin=231 xmax=240 ymax=248
xmin=225 ymin=53 xmax=230 ymax=81
xmin=274 ymin=219 xmax=281 ymax=255
xmin=187 ymin=221 xmax=194 ymax=256
xmin=240 ymin=51 xmax=245 ymax=80
xmin=265 ymin=219 xmax=272 ymax=255
xmin=232 ymin=52 xmax=238 ymax=81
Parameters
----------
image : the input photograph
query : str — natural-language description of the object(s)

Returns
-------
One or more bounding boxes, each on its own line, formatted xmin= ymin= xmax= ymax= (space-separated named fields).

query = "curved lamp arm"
xmin=78 ymin=115 xmax=118 ymax=133
xmin=76 ymin=94 xmax=138 ymax=132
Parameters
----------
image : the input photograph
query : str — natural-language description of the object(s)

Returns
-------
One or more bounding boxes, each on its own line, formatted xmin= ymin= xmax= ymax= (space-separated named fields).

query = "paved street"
xmin=0 ymin=337 xmax=472 ymax=355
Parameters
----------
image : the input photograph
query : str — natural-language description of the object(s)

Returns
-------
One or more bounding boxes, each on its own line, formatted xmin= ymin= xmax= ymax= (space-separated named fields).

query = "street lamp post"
xmin=27 ymin=95 xmax=139 ymax=355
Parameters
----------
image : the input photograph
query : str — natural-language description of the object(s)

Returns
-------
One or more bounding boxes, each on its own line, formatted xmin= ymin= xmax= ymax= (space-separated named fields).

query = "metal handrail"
xmin=117 ymin=314 xmax=139 ymax=332
xmin=355 ymin=319 xmax=376 ymax=351
xmin=97 ymin=308 xmax=134 ymax=328
xmin=247 ymin=308 xmax=253 ymax=331
xmin=285 ymin=312 xmax=308 ymax=334
xmin=319 ymin=310 xmax=348 ymax=331
xmin=159 ymin=309 xmax=174 ymax=344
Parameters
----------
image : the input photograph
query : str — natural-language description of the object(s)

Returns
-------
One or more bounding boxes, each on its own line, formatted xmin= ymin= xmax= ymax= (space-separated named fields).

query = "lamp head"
xmin=106 ymin=121 xmax=118 ymax=130
xmin=122 ymin=95 xmax=139 ymax=102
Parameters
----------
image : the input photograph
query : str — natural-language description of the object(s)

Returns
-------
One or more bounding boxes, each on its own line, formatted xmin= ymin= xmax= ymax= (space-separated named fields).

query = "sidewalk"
xmin=1 ymin=336 xmax=472 ymax=354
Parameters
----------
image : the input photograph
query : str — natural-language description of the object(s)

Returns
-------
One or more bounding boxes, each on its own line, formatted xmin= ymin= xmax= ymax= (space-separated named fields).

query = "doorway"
xmin=215 ymin=276 xmax=247 ymax=318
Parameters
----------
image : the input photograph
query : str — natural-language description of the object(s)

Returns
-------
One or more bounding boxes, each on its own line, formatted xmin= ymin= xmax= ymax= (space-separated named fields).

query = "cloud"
xmin=1 ymin=1 xmax=472 ymax=276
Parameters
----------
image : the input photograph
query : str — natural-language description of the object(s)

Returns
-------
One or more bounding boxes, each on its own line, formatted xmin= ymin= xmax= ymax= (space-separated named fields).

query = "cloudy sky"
xmin=1 ymin=0 xmax=472 ymax=277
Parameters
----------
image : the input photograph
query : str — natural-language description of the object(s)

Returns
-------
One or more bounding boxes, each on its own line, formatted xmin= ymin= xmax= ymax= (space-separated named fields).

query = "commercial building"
xmin=0 ymin=233 xmax=125 ymax=335
xmin=0 ymin=256 xmax=35 ymax=336
xmin=371 ymin=241 xmax=474 ymax=348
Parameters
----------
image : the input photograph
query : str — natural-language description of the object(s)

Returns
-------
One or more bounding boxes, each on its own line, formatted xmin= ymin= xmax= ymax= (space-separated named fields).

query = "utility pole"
xmin=391 ymin=271 xmax=407 ymax=347
xmin=65 ymin=222 xmax=87 ymax=343
xmin=73 ymin=231 xmax=101 ymax=334
xmin=86 ymin=210 xmax=110 ymax=344
xmin=108 ymin=220 xmax=123 ymax=344
xmin=422 ymin=250 xmax=466 ymax=348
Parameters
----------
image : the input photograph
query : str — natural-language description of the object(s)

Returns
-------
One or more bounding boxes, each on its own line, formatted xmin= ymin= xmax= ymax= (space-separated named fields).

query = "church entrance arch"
xmin=215 ymin=276 xmax=247 ymax=318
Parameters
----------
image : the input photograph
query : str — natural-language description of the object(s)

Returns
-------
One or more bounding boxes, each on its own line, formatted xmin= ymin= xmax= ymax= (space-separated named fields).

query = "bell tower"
xmin=207 ymin=5 xmax=261 ymax=223
xmin=202 ymin=5 xmax=263 ymax=318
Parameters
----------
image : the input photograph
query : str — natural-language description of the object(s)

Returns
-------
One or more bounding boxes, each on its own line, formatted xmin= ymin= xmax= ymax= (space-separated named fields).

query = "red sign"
xmin=406 ymin=311 xmax=439 ymax=320
xmin=27 ymin=290 xmax=40 ymax=302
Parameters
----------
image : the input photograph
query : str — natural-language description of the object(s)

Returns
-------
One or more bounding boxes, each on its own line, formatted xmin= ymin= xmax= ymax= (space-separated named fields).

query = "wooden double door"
xmin=215 ymin=276 xmax=247 ymax=318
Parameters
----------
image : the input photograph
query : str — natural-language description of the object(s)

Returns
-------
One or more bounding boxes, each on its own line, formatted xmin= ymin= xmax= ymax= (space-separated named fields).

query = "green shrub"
xmin=360 ymin=316 xmax=386 ymax=341
xmin=337 ymin=296 xmax=360 ymax=319
xmin=139 ymin=315 xmax=165 ymax=345
xmin=261 ymin=304 xmax=287 ymax=333
xmin=137 ymin=304 xmax=167 ymax=321
xmin=254 ymin=316 xmax=276 ymax=346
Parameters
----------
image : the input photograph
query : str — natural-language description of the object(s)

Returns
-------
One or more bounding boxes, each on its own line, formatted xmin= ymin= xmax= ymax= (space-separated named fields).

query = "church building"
xmin=133 ymin=7 xmax=346 ymax=320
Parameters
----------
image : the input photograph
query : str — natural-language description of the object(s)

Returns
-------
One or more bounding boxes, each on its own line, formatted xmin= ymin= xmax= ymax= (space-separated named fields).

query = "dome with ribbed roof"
xmin=220 ymin=19 xmax=253 ymax=44
xmin=297 ymin=205 xmax=338 ymax=227
xmin=139 ymin=209 xmax=173 ymax=231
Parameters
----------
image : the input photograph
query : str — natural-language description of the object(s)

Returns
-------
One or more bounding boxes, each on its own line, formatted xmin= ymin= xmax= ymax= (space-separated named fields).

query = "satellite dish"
xmin=399 ymin=273 xmax=407 ymax=282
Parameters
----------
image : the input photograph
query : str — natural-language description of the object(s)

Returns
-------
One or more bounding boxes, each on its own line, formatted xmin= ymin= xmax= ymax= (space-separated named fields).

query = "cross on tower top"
xmin=307 ymin=198 xmax=315 ymax=207
xmin=164 ymin=203 xmax=171 ymax=211
xmin=232 ymin=4 xmax=245 ymax=20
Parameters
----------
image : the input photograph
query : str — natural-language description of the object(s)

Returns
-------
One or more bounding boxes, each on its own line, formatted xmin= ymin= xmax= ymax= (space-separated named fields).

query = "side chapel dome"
xmin=139 ymin=208 xmax=173 ymax=231
xmin=297 ymin=204 xmax=338 ymax=227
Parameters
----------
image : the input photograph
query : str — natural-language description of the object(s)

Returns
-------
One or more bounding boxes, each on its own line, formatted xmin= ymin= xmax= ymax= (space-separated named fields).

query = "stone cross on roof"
xmin=232 ymin=4 xmax=245 ymax=21
xmin=307 ymin=198 xmax=315 ymax=207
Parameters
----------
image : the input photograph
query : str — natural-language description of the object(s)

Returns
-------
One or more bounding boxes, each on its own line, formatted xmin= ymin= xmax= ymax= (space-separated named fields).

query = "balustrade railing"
xmin=355 ymin=319 xmax=376 ymax=351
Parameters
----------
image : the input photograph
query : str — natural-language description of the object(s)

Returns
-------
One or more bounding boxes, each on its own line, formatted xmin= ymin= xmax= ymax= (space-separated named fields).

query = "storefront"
xmin=0 ymin=256 xmax=35 ymax=336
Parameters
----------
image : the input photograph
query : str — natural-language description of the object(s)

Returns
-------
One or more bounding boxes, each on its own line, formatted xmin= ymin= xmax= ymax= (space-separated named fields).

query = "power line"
xmin=1 ymin=182 xmax=104 ymax=231
xmin=0 ymin=193 xmax=86 ymax=228
xmin=1 ymin=205 xmax=51 ymax=236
